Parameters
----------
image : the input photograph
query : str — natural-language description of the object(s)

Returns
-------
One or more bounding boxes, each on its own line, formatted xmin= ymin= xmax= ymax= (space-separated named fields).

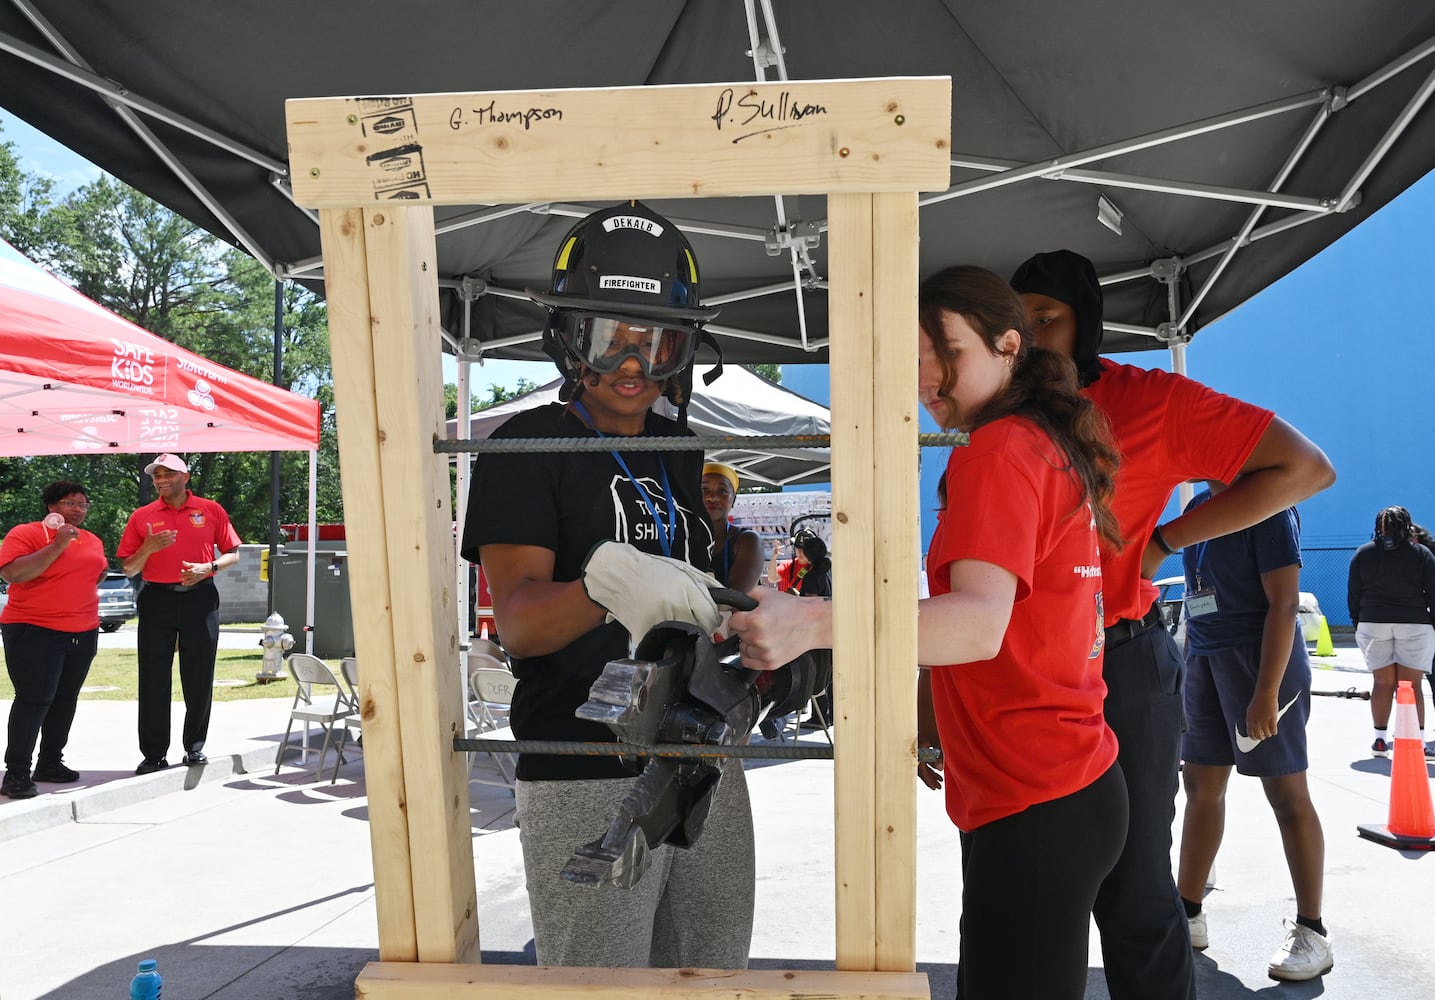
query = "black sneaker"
xmin=32 ymin=761 xmax=80 ymax=783
xmin=1 ymin=774 xmax=39 ymax=799
xmin=135 ymin=758 xmax=170 ymax=775
xmin=181 ymin=751 xmax=208 ymax=766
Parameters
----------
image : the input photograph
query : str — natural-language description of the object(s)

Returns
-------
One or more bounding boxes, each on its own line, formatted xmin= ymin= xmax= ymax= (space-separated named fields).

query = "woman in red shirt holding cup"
xmin=729 ymin=266 xmax=1126 ymax=999
xmin=1 ymin=480 xmax=108 ymax=799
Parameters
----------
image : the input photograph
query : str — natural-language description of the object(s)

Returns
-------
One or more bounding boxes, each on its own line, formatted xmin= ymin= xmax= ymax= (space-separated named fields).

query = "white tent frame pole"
xmin=1170 ymin=342 xmax=1194 ymax=511
xmin=1179 ymin=101 xmax=1334 ymax=327
xmin=4 ymin=7 xmax=279 ymax=270
xmin=306 ymin=448 xmax=317 ymax=655
xmin=744 ymin=0 xmax=813 ymax=351
xmin=1335 ymin=59 xmax=1435 ymax=212
xmin=455 ymin=282 xmax=475 ymax=676
xmin=925 ymin=88 xmax=1332 ymax=206
xmin=942 ymin=153 xmax=1339 ymax=213
xmin=0 ymin=25 xmax=285 ymax=174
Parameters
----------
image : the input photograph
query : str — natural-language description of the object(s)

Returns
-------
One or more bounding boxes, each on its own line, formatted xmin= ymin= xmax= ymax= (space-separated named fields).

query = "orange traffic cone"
xmin=1358 ymin=680 xmax=1435 ymax=850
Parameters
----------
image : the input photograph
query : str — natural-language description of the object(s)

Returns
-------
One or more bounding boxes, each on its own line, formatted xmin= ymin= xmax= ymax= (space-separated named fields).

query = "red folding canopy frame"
xmin=0 ymin=237 xmax=319 ymax=458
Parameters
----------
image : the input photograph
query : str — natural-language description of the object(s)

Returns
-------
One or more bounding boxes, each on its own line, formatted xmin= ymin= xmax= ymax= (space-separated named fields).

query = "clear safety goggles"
xmin=555 ymin=311 xmax=698 ymax=381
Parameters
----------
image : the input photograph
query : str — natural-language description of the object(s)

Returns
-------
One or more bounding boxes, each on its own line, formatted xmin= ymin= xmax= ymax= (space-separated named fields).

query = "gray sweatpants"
xmin=515 ymin=760 xmax=755 ymax=968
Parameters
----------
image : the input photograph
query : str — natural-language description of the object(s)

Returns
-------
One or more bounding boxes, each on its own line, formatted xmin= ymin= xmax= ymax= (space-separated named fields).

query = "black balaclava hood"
xmin=1011 ymin=250 xmax=1104 ymax=387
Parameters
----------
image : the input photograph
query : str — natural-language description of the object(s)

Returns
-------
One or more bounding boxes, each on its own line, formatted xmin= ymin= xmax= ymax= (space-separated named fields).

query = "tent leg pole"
xmin=269 ymin=277 xmax=284 ymax=614
xmin=456 ymin=293 xmax=473 ymax=681
xmin=306 ymin=448 xmax=317 ymax=654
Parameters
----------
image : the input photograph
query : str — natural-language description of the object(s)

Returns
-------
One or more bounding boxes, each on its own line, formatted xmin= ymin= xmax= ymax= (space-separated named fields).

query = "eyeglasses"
xmin=555 ymin=311 xmax=698 ymax=381
xmin=59 ymin=500 xmax=91 ymax=510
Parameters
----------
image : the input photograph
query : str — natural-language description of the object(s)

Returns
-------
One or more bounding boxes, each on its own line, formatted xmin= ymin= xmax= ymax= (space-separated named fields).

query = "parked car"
xmin=98 ymin=571 xmax=138 ymax=632
xmin=1154 ymin=575 xmax=1324 ymax=653
xmin=1155 ymin=576 xmax=1188 ymax=650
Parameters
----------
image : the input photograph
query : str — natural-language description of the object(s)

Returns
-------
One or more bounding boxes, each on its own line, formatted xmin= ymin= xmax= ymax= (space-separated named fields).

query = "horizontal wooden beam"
xmin=354 ymin=963 xmax=930 ymax=999
xmin=287 ymin=77 xmax=951 ymax=207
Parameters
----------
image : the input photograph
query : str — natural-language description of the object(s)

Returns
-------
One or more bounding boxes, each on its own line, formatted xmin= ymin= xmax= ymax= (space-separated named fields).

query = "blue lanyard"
xmin=572 ymin=400 xmax=677 ymax=558
xmin=1192 ymin=540 xmax=1209 ymax=589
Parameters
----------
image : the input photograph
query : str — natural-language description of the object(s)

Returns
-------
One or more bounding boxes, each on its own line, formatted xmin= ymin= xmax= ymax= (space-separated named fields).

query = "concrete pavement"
xmin=2 ymin=640 xmax=1433 ymax=999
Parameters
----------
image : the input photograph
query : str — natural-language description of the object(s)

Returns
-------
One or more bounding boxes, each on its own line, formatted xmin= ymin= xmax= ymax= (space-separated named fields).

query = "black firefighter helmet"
xmin=528 ymin=201 xmax=723 ymax=411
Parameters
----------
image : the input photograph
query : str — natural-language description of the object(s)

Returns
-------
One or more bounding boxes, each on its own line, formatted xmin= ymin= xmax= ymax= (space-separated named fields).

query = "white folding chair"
xmin=275 ymin=653 xmax=357 ymax=780
xmin=329 ymin=657 xmax=363 ymax=783
xmin=466 ymin=656 xmax=517 ymax=789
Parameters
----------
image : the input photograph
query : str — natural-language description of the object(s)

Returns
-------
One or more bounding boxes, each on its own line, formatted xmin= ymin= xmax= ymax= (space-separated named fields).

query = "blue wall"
xmin=780 ymin=167 xmax=1435 ymax=625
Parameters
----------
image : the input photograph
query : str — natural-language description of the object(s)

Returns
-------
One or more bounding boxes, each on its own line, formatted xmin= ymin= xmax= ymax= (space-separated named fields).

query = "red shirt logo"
xmin=189 ymin=512 xmax=206 ymax=527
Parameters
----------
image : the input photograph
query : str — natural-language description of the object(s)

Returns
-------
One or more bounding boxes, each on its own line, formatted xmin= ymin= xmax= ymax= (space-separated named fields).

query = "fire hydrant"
xmin=256 ymin=612 xmax=294 ymax=683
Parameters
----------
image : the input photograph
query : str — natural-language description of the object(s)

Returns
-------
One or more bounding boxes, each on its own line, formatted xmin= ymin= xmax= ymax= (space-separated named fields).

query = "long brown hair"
xmin=919 ymin=265 xmax=1122 ymax=547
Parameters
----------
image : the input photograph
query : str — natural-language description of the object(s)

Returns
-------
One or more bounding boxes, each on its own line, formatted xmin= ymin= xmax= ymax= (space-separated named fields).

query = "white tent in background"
xmin=447 ymin=364 xmax=831 ymax=488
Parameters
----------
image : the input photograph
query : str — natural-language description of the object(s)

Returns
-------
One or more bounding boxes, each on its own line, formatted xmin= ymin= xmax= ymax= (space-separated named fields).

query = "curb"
xmin=0 ymin=743 xmax=280 ymax=842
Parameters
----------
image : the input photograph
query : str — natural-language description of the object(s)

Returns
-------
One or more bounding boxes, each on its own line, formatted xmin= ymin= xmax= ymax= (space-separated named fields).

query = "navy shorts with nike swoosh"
xmin=1182 ymin=630 xmax=1311 ymax=777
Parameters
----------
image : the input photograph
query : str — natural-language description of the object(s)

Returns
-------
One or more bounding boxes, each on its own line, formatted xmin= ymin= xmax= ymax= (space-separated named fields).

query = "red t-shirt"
xmin=926 ymin=417 xmax=1117 ymax=830
xmin=1087 ymin=359 xmax=1273 ymax=625
xmin=773 ymin=558 xmax=802 ymax=592
xmin=116 ymin=492 xmax=241 ymax=583
xmin=0 ymin=522 xmax=106 ymax=631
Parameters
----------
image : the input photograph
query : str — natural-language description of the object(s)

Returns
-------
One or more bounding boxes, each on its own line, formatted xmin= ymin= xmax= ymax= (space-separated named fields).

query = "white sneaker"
xmin=1188 ymin=910 xmax=1208 ymax=950
xmin=1267 ymin=920 xmax=1333 ymax=981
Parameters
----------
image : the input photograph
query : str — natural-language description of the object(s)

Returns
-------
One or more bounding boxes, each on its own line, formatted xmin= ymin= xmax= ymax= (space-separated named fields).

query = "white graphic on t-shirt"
xmin=1090 ymin=591 xmax=1106 ymax=659
xmin=607 ymin=473 xmax=701 ymax=563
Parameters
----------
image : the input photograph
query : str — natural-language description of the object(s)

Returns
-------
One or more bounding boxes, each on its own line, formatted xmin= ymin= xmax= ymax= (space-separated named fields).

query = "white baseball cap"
xmin=143 ymin=453 xmax=189 ymax=475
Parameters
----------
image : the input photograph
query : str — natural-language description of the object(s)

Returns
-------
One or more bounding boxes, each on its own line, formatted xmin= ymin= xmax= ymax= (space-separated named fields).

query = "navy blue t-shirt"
xmin=1181 ymin=490 xmax=1302 ymax=654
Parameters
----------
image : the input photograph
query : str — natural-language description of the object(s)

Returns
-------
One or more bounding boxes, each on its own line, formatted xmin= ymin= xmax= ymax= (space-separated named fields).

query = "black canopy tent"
xmin=2 ymin=1 xmax=1433 ymax=366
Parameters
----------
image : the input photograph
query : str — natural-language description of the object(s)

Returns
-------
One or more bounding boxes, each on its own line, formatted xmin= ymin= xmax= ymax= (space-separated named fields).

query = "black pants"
xmin=2 ymin=622 xmax=97 ymax=776
xmin=136 ymin=582 xmax=220 ymax=760
xmin=956 ymin=764 xmax=1128 ymax=1000
xmin=1092 ymin=618 xmax=1196 ymax=1000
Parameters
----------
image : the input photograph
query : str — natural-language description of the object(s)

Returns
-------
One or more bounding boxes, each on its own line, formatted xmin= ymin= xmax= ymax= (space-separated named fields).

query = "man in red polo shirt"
xmin=1012 ymin=251 xmax=1335 ymax=997
xmin=118 ymin=454 xmax=242 ymax=774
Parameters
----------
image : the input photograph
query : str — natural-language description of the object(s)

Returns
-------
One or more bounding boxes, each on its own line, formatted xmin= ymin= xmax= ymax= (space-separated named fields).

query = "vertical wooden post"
xmin=869 ymin=191 xmax=920 ymax=969
xmin=826 ymin=192 xmax=920 ymax=972
xmin=318 ymin=205 xmax=479 ymax=964
xmin=319 ymin=206 xmax=418 ymax=960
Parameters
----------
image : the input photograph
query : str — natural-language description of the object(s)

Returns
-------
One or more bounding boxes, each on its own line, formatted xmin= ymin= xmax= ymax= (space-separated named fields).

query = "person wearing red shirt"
xmin=1012 ymin=250 xmax=1335 ymax=999
xmin=1 ymin=480 xmax=109 ymax=798
xmin=730 ymin=266 xmax=1128 ymax=999
xmin=117 ymin=454 xmax=242 ymax=774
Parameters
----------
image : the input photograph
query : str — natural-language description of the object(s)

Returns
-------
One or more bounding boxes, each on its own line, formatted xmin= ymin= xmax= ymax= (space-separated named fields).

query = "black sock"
xmin=1296 ymin=914 xmax=1327 ymax=937
xmin=1182 ymin=897 xmax=1203 ymax=919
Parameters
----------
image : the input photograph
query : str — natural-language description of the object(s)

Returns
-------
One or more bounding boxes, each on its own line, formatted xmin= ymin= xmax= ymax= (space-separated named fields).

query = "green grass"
xmin=0 ymin=647 xmax=296 ymax=702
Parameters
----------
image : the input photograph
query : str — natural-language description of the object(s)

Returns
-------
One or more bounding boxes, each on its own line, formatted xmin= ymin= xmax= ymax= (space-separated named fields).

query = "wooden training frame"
xmin=287 ymin=75 xmax=950 ymax=999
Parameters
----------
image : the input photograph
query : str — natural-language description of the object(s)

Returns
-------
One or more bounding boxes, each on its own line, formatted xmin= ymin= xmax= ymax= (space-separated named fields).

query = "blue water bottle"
xmin=129 ymin=958 xmax=162 ymax=999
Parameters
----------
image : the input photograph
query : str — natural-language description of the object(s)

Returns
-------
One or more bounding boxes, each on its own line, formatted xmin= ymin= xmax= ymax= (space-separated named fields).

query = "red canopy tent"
xmin=0 ymin=237 xmax=319 ymax=457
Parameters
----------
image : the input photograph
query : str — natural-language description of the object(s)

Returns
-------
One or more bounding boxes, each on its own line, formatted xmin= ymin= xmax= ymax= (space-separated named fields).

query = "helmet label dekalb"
xmin=599 ymin=275 xmax=662 ymax=294
xmin=602 ymin=216 xmax=665 ymax=237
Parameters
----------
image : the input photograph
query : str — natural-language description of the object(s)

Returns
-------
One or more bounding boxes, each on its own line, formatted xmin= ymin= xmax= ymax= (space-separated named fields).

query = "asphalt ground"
xmin=1 ymin=636 xmax=1432 ymax=999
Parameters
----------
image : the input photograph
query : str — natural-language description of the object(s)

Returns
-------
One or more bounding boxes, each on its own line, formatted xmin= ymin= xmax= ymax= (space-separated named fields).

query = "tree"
xmin=445 ymin=378 xmax=540 ymax=419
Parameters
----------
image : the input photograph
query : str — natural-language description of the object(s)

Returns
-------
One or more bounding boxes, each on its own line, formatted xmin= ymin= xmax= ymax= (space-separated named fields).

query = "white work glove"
xmin=581 ymin=541 xmax=723 ymax=643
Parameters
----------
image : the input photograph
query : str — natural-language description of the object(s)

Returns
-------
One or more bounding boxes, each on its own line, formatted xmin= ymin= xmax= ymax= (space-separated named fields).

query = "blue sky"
xmin=6 ymin=111 xmax=1433 ymax=555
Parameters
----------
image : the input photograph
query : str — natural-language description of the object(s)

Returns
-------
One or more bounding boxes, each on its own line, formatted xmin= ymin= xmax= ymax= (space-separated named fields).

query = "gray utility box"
xmin=271 ymin=549 xmax=355 ymax=659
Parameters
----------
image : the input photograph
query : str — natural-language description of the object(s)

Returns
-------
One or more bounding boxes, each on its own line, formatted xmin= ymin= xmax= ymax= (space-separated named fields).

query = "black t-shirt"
xmin=1348 ymin=540 xmax=1435 ymax=626
xmin=461 ymin=402 xmax=713 ymax=780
